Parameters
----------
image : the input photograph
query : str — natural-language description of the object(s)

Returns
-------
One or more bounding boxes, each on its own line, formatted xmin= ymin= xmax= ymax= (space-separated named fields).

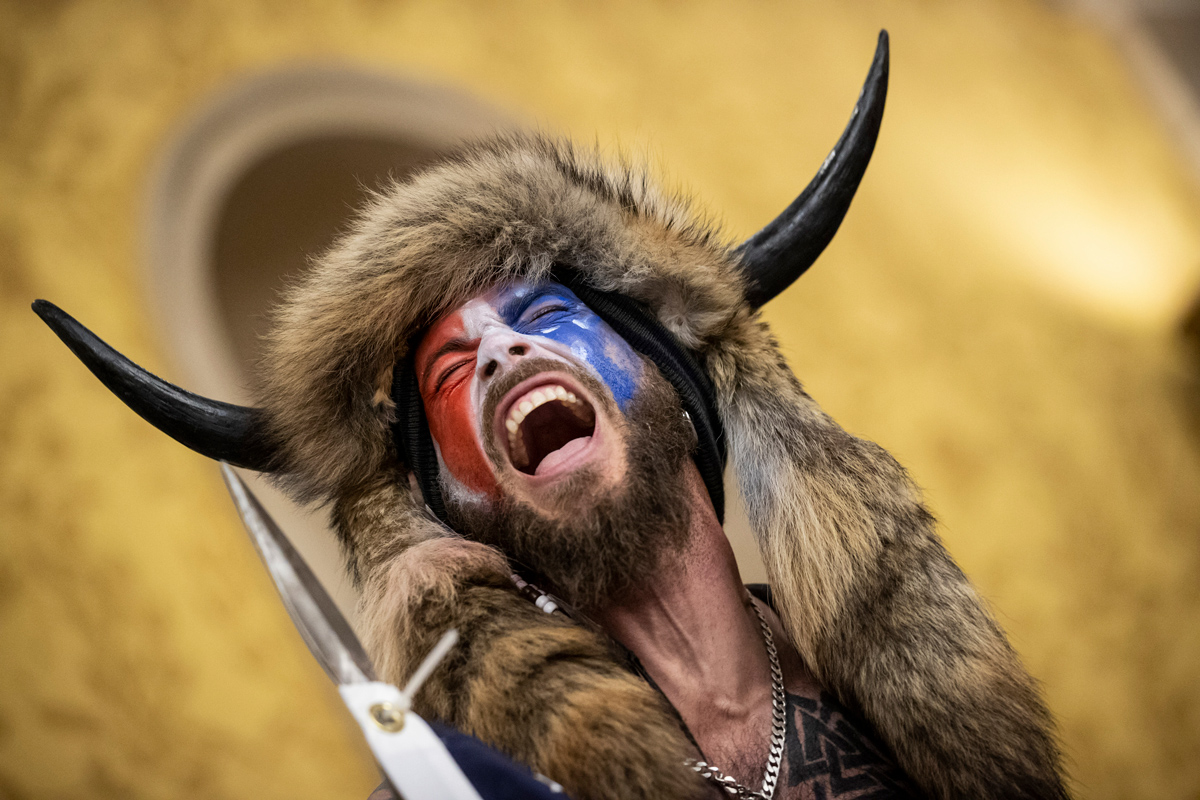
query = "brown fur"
xmin=349 ymin=492 xmax=706 ymax=800
xmin=260 ymin=133 xmax=1067 ymax=799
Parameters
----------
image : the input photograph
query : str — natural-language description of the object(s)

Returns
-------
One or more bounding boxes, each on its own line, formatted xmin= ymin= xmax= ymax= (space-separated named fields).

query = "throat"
xmin=592 ymin=466 xmax=777 ymax=766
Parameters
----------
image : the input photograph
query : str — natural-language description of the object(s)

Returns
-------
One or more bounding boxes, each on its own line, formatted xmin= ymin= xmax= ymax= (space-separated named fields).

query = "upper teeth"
xmin=505 ymin=384 xmax=593 ymax=468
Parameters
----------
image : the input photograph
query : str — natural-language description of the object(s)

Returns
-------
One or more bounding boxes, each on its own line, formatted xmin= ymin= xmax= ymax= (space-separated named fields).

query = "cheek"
xmin=424 ymin=381 xmax=498 ymax=498
xmin=537 ymin=319 xmax=641 ymax=410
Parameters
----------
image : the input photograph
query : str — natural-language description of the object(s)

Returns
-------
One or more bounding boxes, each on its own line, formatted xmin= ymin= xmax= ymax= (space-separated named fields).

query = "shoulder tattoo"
xmin=784 ymin=691 xmax=925 ymax=799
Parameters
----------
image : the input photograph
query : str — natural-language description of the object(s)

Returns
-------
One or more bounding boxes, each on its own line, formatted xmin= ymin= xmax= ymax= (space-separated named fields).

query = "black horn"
xmin=32 ymin=300 xmax=277 ymax=471
xmin=736 ymin=30 xmax=889 ymax=308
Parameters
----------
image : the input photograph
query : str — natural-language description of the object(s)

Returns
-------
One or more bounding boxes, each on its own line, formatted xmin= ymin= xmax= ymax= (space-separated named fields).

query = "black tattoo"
xmin=785 ymin=692 xmax=924 ymax=799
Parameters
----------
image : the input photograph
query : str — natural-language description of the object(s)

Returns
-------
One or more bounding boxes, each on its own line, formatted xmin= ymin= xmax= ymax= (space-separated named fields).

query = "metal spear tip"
xmin=220 ymin=463 xmax=378 ymax=686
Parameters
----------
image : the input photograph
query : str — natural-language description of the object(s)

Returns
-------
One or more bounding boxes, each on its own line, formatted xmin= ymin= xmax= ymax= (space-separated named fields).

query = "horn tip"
xmin=31 ymin=299 xmax=73 ymax=336
xmin=31 ymin=298 xmax=57 ymax=320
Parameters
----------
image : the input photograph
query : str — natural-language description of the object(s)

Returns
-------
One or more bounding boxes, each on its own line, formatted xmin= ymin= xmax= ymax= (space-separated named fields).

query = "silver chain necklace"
xmin=685 ymin=600 xmax=787 ymax=800
xmin=514 ymin=576 xmax=787 ymax=799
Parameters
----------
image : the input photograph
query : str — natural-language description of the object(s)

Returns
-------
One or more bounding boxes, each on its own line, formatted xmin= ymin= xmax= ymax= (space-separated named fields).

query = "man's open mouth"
xmin=502 ymin=383 xmax=597 ymax=475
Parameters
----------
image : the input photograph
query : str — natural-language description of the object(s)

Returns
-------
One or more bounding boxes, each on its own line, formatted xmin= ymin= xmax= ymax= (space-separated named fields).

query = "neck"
xmin=593 ymin=466 xmax=771 ymax=758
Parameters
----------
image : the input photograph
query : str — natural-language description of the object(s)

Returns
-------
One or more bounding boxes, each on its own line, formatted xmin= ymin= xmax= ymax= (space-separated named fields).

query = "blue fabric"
xmin=370 ymin=722 xmax=570 ymax=800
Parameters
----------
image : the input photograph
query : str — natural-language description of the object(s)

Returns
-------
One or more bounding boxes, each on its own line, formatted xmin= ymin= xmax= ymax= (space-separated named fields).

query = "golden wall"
xmin=3 ymin=1 xmax=1198 ymax=797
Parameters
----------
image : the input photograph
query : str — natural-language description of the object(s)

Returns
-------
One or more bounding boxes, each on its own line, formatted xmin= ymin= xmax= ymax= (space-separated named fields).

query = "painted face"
xmin=414 ymin=280 xmax=643 ymax=500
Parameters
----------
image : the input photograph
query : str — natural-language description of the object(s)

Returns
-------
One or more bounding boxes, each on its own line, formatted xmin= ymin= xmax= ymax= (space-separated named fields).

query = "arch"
xmin=144 ymin=67 xmax=515 ymax=617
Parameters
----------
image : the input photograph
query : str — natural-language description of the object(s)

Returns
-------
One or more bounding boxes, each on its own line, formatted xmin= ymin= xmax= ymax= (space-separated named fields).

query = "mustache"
xmin=479 ymin=357 xmax=617 ymax=467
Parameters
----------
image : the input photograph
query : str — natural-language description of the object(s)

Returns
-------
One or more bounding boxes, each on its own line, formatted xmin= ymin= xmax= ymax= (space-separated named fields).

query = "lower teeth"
xmin=511 ymin=438 xmax=529 ymax=469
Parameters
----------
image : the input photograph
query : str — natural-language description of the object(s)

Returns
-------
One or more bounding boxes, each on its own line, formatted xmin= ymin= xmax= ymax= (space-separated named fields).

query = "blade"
xmin=220 ymin=463 xmax=377 ymax=685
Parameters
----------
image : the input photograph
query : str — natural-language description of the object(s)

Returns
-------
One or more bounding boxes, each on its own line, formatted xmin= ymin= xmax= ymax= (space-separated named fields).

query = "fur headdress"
xmin=35 ymin=33 xmax=1067 ymax=800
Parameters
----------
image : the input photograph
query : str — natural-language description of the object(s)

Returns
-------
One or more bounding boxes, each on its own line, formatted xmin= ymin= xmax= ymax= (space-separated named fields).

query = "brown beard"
xmin=444 ymin=358 xmax=695 ymax=611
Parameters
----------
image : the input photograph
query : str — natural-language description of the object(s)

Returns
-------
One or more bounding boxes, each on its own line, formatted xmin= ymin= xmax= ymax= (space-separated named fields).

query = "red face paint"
xmin=414 ymin=306 xmax=497 ymax=497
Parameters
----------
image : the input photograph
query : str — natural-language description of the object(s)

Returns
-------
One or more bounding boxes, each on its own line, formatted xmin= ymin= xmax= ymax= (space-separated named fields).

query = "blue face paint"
xmin=494 ymin=282 xmax=642 ymax=411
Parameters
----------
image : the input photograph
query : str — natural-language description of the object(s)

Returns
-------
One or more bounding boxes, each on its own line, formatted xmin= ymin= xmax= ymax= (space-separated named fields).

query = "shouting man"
xmin=36 ymin=34 xmax=1069 ymax=800
xmin=401 ymin=276 xmax=924 ymax=798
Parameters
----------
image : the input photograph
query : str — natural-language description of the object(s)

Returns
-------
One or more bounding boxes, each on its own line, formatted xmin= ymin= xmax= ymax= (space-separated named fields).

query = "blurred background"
xmin=3 ymin=0 xmax=1200 ymax=797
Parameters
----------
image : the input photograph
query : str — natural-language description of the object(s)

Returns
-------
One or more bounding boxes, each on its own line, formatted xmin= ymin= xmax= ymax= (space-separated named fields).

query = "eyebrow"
xmin=420 ymin=337 xmax=478 ymax=388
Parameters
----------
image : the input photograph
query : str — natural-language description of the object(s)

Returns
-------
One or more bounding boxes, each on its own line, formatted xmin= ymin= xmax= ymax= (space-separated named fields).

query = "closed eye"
xmin=435 ymin=359 xmax=472 ymax=393
xmin=526 ymin=304 xmax=570 ymax=324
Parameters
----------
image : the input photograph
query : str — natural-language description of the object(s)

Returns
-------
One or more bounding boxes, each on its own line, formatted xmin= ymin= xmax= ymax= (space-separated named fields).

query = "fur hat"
xmin=34 ymin=33 xmax=1068 ymax=800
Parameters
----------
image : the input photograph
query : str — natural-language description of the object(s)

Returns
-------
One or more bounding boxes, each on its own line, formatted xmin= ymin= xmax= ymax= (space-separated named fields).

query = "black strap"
xmin=393 ymin=345 xmax=448 ymax=523
xmin=555 ymin=270 xmax=726 ymax=522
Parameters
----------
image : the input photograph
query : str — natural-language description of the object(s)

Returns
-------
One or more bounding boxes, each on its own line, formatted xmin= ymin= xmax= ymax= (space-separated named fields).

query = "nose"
xmin=476 ymin=330 xmax=536 ymax=380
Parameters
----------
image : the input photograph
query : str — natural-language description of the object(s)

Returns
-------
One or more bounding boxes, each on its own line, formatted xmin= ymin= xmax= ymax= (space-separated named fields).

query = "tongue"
xmin=534 ymin=436 xmax=592 ymax=476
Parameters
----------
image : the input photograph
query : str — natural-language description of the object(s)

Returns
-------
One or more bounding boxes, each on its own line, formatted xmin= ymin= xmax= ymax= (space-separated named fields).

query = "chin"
xmin=519 ymin=463 xmax=624 ymax=522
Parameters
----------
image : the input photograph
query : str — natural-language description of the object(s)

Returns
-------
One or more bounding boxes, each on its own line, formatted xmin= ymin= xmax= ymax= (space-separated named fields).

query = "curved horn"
xmin=32 ymin=300 xmax=277 ymax=471
xmin=736 ymin=30 xmax=889 ymax=308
